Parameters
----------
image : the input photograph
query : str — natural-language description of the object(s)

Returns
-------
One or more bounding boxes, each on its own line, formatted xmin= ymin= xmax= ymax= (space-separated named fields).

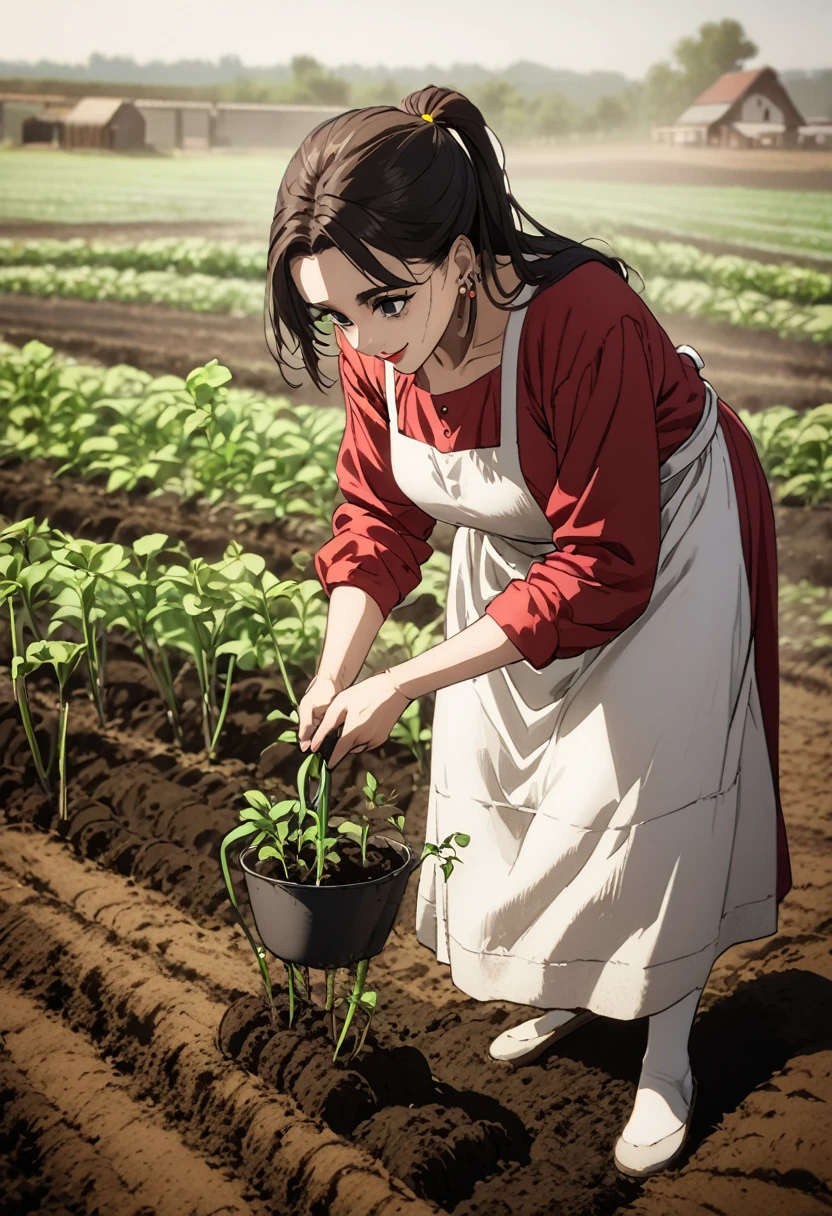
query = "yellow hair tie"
xmin=421 ymin=113 xmax=434 ymax=122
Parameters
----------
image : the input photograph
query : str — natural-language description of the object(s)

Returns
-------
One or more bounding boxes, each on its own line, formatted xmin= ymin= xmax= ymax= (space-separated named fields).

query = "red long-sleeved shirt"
xmin=314 ymin=261 xmax=706 ymax=670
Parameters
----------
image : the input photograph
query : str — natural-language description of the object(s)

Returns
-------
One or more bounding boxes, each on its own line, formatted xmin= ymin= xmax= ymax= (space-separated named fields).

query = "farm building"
xmin=21 ymin=103 xmax=73 ymax=146
xmin=135 ymin=99 xmax=344 ymax=150
xmin=653 ymin=66 xmax=806 ymax=148
xmin=0 ymin=93 xmax=66 ymax=144
xmin=62 ymin=97 xmax=146 ymax=151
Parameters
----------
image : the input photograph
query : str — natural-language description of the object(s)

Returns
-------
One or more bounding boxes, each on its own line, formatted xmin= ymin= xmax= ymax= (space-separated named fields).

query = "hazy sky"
xmin=4 ymin=0 xmax=831 ymax=75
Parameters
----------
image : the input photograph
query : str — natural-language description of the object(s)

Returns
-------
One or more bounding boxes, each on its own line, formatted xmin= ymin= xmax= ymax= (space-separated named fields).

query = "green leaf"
xmin=243 ymin=790 xmax=272 ymax=813
xmin=337 ymin=821 xmax=364 ymax=840
xmin=133 ymin=532 xmax=170 ymax=558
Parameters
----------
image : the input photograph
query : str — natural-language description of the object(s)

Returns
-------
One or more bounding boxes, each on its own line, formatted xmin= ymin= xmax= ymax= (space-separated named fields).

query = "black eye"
xmin=374 ymin=294 xmax=413 ymax=317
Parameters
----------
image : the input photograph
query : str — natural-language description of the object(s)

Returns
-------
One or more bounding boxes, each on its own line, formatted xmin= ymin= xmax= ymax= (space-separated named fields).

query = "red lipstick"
xmin=379 ymin=345 xmax=408 ymax=364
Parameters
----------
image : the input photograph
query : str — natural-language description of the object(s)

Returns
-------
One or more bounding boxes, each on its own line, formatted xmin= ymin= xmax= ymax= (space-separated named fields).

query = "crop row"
xmin=0 ymin=262 xmax=262 ymax=315
xmin=0 ymin=236 xmax=265 ymax=277
xmin=3 ymin=338 xmax=831 ymax=509
xmin=4 ymin=152 xmax=831 ymax=259
xmin=642 ymin=277 xmax=832 ymax=343
xmin=0 ymin=513 xmax=443 ymax=808
xmin=2 ymin=256 xmax=830 ymax=344
xmin=3 ymin=234 xmax=832 ymax=307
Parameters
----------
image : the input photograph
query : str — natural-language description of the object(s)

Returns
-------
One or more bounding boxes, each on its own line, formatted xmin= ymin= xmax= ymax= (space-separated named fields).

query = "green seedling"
xmin=12 ymin=640 xmax=85 ymax=819
xmin=48 ymin=537 xmax=132 ymax=726
xmin=98 ymin=532 xmax=188 ymax=744
xmin=336 ymin=771 xmax=404 ymax=867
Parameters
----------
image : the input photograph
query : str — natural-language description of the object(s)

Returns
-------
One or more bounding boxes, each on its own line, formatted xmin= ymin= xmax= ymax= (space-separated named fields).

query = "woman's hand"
xmin=297 ymin=674 xmax=343 ymax=753
xmin=308 ymin=671 xmax=411 ymax=768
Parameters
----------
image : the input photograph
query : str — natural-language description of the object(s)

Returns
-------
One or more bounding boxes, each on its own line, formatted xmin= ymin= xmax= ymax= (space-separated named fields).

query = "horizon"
xmin=4 ymin=0 xmax=832 ymax=77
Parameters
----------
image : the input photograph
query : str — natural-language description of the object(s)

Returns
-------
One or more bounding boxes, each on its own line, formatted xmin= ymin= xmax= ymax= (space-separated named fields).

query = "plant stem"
xmin=334 ymin=960 xmax=369 ymax=1062
xmin=286 ymin=961 xmax=296 ymax=1026
xmin=209 ymin=656 xmax=235 ymax=757
xmin=352 ymin=1001 xmax=377 ymax=1060
xmin=57 ymin=695 xmax=69 ymax=820
xmin=21 ymin=591 xmax=43 ymax=642
xmin=78 ymin=595 xmax=106 ymax=727
xmin=261 ymin=589 xmax=297 ymax=707
xmin=97 ymin=625 xmax=107 ymax=710
xmin=9 ymin=599 xmax=50 ymax=796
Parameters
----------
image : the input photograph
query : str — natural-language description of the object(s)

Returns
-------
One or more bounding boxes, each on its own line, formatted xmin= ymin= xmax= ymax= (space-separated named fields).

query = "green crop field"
xmin=1 ymin=150 xmax=831 ymax=261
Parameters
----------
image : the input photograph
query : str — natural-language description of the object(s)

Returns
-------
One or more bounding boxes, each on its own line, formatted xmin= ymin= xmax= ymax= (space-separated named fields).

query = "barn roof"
xmin=34 ymin=104 xmax=73 ymax=121
xmin=691 ymin=68 xmax=768 ymax=107
xmin=675 ymin=102 xmax=732 ymax=127
xmin=64 ymin=97 xmax=130 ymax=127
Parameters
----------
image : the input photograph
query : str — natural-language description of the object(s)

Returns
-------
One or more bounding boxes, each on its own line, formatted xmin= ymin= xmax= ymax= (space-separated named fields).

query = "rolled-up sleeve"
xmin=314 ymin=339 xmax=436 ymax=619
xmin=485 ymin=315 xmax=661 ymax=669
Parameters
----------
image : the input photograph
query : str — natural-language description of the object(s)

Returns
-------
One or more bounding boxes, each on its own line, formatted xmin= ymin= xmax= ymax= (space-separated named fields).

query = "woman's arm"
xmin=388 ymin=612 xmax=523 ymax=700
xmin=315 ymin=585 xmax=385 ymax=689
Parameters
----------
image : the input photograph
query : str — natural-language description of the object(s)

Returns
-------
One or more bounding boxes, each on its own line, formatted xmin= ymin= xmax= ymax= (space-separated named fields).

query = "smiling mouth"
xmin=379 ymin=346 xmax=408 ymax=363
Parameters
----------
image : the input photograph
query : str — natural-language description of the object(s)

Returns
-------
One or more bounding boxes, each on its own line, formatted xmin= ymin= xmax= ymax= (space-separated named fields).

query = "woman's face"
xmin=290 ymin=238 xmax=475 ymax=375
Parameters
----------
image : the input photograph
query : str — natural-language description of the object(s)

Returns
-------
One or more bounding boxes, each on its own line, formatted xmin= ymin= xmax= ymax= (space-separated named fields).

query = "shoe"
xmin=488 ymin=1008 xmax=597 ymax=1065
xmin=613 ymin=1074 xmax=698 ymax=1177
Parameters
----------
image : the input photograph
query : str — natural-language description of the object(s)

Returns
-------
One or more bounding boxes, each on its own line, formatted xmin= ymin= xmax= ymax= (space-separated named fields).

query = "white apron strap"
xmin=661 ymin=345 xmax=719 ymax=485
xmin=383 ymin=281 xmax=537 ymax=446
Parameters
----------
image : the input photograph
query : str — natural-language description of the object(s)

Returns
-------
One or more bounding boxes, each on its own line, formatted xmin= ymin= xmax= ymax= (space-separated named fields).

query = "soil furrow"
xmin=0 ymin=870 xmax=436 ymax=1216
xmin=0 ymin=986 xmax=261 ymax=1216
xmin=3 ymin=293 xmax=832 ymax=411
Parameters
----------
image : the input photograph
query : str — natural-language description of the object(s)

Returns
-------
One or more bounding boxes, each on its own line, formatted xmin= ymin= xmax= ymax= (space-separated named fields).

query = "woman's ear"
xmin=450 ymin=236 xmax=477 ymax=286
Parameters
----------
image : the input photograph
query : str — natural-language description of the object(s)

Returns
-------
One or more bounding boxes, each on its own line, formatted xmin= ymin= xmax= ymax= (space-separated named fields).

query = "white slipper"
xmin=614 ymin=1075 xmax=698 ymax=1177
xmin=488 ymin=1008 xmax=597 ymax=1065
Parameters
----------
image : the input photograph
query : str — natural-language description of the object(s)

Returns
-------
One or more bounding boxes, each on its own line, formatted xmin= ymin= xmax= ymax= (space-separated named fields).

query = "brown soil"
xmin=0 ymin=293 xmax=339 ymax=405
xmin=505 ymin=141 xmax=832 ymax=194
xmin=0 ymin=448 xmax=830 ymax=1214
xmin=2 ymin=289 xmax=832 ymax=413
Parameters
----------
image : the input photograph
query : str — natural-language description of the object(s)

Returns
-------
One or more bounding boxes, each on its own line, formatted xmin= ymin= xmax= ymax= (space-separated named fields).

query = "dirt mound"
xmin=2 ymin=292 xmax=832 ymax=412
xmin=0 ymin=457 xmax=830 ymax=1212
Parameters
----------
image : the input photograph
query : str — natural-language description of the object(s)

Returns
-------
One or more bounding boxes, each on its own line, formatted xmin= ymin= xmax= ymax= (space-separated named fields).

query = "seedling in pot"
xmin=220 ymin=736 xmax=471 ymax=1061
xmin=337 ymin=771 xmax=404 ymax=868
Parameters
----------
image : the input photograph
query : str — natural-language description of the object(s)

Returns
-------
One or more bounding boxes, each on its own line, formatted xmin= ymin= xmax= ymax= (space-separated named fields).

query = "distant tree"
xmin=533 ymin=91 xmax=579 ymax=137
xmin=640 ymin=61 xmax=688 ymax=123
xmin=673 ymin=20 xmax=758 ymax=98
xmin=350 ymin=78 xmax=402 ymax=106
xmin=286 ymin=55 xmax=350 ymax=106
xmin=590 ymin=94 xmax=629 ymax=132
xmin=471 ymin=80 xmax=529 ymax=138
xmin=639 ymin=19 xmax=758 ymax=123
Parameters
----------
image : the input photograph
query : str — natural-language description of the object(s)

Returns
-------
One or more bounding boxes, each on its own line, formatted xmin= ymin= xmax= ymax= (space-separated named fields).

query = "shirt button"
xmin=443 ymin=427 xmax=450 ymax=436
xmin=439 ymin=405 xmax=448 ymax=414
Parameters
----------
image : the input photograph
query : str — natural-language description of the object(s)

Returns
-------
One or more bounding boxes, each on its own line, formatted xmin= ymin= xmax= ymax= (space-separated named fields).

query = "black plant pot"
xmin=240 ymin=836 xmax=418 ymax=970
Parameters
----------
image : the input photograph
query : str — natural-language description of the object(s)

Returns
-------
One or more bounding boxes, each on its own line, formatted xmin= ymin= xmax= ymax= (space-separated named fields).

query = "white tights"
xmin=620 ymin=988 xmax=701 ymax=1146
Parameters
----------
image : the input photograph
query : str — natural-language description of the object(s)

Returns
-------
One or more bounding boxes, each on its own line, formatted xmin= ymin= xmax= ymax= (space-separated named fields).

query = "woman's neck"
xmin=415 ymin=257 xmax=522 ymax=395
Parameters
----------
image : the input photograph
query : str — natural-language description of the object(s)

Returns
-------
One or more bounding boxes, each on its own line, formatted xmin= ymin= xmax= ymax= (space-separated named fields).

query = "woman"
xmin=265 ymin=85 xmax=791 ymax=1177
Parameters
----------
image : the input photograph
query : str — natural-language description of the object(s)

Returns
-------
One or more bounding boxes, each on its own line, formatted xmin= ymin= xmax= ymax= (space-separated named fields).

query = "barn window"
xmin=764 ymin=105 xmax=770 ymax=121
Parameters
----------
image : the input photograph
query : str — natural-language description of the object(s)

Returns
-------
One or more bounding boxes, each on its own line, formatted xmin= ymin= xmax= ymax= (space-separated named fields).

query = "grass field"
xmin=2 ymin=150 xmax=832 ymax=260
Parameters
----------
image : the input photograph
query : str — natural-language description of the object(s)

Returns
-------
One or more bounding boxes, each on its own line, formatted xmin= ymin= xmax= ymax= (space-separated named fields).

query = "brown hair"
xmin=265 ymin=84 xmax=628 ymax=391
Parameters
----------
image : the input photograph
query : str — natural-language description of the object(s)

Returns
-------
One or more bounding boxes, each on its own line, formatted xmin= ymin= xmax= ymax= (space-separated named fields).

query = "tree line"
xmin=221 ymin=21 xmax=759 ymax=136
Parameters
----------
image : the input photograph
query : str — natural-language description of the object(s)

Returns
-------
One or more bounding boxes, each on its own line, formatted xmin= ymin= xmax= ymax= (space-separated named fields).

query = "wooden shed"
xmin=653 ymin=67 xmax=806 ymax=148
xmin=62 ymin=97 xmax=146 ymax=151
xmin=22 ymin=103 xmax=73 ymax=146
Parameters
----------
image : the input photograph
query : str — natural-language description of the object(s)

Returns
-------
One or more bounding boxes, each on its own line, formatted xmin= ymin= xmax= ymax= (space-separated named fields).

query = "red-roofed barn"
xmin=653 ymin=66 xmax=806 ymax=148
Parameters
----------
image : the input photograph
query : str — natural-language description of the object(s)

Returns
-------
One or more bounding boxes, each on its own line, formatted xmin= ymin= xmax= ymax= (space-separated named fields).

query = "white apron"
xmin=384 ymin=284 xmax=779 ymax=1021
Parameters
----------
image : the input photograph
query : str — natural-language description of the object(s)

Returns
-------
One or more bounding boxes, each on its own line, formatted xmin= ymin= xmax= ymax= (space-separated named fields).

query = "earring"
xmin=459 ymin=273 xmax=475 ymax=299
